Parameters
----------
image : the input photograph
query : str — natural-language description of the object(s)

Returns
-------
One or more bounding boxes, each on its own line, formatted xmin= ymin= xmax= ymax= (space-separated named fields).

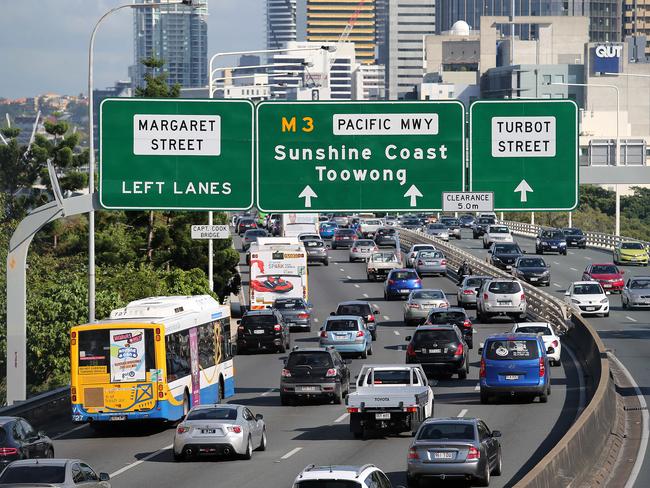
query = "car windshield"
xmin=563 ymin=228 xmax=583 ymax=235
xmin=412 ymin=245 xmax=434 ymax=252
xmin=241 ymin=314 xmax=276 ymax=326
xmin=428 ymin=224 xmax=446 ymax=229
xmin=591 ymin=265 xmax=618 ymax=274
xmin=369 ymin=369 xmax=413 ymax=385
xmin=413 ymin=330 xmax=457 ymax=344
xmin=337 ymin=304 xmax=370 ymax=316
xmin=326 ymin=319 xmax=358 ymax=331
xmin=187 ymin=407 xmax=238 ymax=421
xmin=336 ymin=229 xmax=356 ymax=236
xmin=321 ymin=223 xmax=337 ymax=228
xmin=245 ymin=230 xmax=267 ymax=237
xmin=378 ymin=228 xmax=396 ymax=235
xmin=295 ymin=481 xmax=362 ymax=488
xmin=274 ymin=299 xmax=304 ymax=310
xmin=428 ymin=311 xmax=465 ymax=324
xmin=542 ymin=230 xmax=564 ymax=239
xmin=418 ymin=423 xmax=475 ymax=441
xmin=465 ymin=277 xmax=487 ymax=287
xmin=488 ymin=281 xmax=521 ymax=294
xmin=478 ymin=218 xmax=495 ymax=224
xmin=365 ymin=220 xmax=382 ymax=225
xmin=574 ymin=283 xmax=603 ymax=295
xmin=490 ymin=226 xmax=509 ymax=233
xmin=630 ymin=279 xmax=650 ymax=289
xmin=392 ymin=271 xmax=418 ymax=280
xmin=372 ymin=253 xmax=397 ymax=263
xmin=518 ymin=258 xmax=546 ymax=267
xmin=412 ymin=290 xmax=445 ymax=300
xmin=354 ymin=240 xmax=375 ymax=246
xmin=417 ymin=251 xmax=443 ymax=260
xmin=621 ymin=242 xmax=645 ymax=250
xmin=287 ymin=352 xmax=333 ymax=368
xmin=493 ymin=245 xmax=521 ymax=254
xmin=485 ymin=339 xmax=540 ymax=360
xmin=0 ymin=465 xmax=66 ymax=483
xmin=515 ymin=326 xmax=552 ymax=335
xmin=304 ymin=240 xmax=324 ymax=248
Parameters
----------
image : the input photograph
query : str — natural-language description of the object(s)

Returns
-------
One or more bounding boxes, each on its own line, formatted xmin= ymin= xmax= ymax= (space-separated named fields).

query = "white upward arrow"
xmin=403 ymin=184 xmax=423 ymax=207
xmin=514 ymin=179 xmax=534 ymax=202
xmin=298 ymin=185 xmax=317 ymax=208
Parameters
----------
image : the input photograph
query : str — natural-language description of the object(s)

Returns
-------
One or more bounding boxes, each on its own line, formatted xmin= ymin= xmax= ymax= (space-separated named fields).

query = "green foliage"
xmin=135 ymin=56 xmax=181 ymax=98
xmin=0 ymin=127 xmax=20 ymax=139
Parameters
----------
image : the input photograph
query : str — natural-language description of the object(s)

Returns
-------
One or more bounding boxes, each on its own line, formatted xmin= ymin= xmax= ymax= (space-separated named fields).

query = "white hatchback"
xmin=292 ymin=465 xmax=393 ymax=488
xmin=511 ymin=322 xmax=562 ymax=366
xmin=564 ymin=281 xmax=610 ymax=317
xmin=483 ymin=225 xmax=514 ymax=249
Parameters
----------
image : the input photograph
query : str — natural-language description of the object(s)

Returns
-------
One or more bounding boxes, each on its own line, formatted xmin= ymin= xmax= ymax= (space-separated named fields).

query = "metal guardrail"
xmin=0 ymin=386 xmax=70 ymax=426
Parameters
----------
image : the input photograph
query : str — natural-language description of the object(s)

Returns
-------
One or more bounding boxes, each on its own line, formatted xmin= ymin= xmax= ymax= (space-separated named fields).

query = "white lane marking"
xmin=346 ymin=275 xmax=352 ymax=280
xmin=474 ymin=383 xmax=480 ymax=391
xmin=280 ymin=447 xmax=303 ymax=460
xmin=457 ymin=409 xmax=468 ymax=418
xmin=564 ymin=344 xmax=586 ymax=421
xmin=354 ymin=284 xmax=360 ymax=288
xmin=568 ymin=251 xmax=575 ymax=255
xmin=626 ymin=316 xmax=638 ymax=322
xmin=553 ymin=261 xmax=560 ymax=265
xmin=261 ymin=388 xmax=276 ymax=397
xmin=394 ymin=330 xmax=400 ymax=335
xmin=553 ymin=283 xmax=561 ymax=287
xmin=314 ymin=318 xmax=319 ymax=323
xmin=334 ymin=413 xmax=349 ymax=423
xmin=340 ymin=268 xmax=345 ymax=272
xmin=585 ymin=256 xmax=592 ymax=260
xmin=569 ymin=267 xmax=577 ymax=271
xmin=608 ymin=353 xmax=649 ymax=488
xmin=110 ymin=444 xmax=173 ymax=478
xmin=383 ymin=315 xmax=390 ymax=321
xmin=363 ymin=293 xmax=369 ymax=298
xmin=52 ymin=423 xmax=88 ymax=440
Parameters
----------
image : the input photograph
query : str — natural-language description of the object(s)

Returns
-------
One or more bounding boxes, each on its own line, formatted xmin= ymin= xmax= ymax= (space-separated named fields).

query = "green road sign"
xmin=256 ymin=101 xmax=465 ymax=212
xmin=470 ymin=100 xmax=578 ymax=211
xmin=100 ymin=98 xmax=254 ymax=210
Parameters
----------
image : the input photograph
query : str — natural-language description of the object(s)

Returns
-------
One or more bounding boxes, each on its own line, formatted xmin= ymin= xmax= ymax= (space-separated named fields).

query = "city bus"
xmin=70 ymin=295 xmax=235 ymax=425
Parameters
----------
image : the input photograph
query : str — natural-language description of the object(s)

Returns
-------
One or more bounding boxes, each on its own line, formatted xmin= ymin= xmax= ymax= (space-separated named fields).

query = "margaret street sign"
xmin=100 ymin=98 xmax=254 ymax=210
xmin=469 ymin=100 xmax=578 ymax=211
xmin=256 ymin=101 xmax=465 ymax=212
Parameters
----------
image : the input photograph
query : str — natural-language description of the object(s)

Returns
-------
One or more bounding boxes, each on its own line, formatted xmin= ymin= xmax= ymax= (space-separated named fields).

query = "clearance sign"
xmin=100 ymin=98 xmax=254 ymax=210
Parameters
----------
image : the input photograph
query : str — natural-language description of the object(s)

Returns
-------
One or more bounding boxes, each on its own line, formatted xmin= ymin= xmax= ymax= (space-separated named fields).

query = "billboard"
xmin=592 ymin=44 xmax=623 ymax=74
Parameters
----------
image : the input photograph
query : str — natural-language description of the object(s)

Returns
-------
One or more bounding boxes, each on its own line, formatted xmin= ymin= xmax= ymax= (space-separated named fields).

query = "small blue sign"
xmin=592 ymin=44 xmax=622 ymax=74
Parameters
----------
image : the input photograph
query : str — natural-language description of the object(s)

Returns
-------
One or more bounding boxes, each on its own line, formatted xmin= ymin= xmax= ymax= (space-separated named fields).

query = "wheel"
xmin=324 ymin=260 xmax=329 ymax=267
xmin=349 ymin=257 xmax=354 ymax=262
xmin=477 ymin=459 xmax=491 ymax=486
xmin=45 ymin=447 xmax=54 ymax=458
xmin=368 ymin=344 xmax=373 ymax=356
xmin=333 ymin=386 xmax=343 ymax=405
xmin=622 ymin=297 xmax=628 ymax=309
xmin=360 ymin=347 xmax=368 ymax=359
xmin=604 ymin=312 xmax=610 ymax=317
xmin=539 ymin=389 xmax=549 ymax=403
xmin=353 ymin=431 xmax=363 ymax=439
xmin=406 ymin=474 xmax=420 ymax=488
xmin=554 ymin=358 xmax=561 ymax=367
xmin=480 ymin=390 xmax=489 ymax=404
xmin=257 ymin=429 xmax=267 ymax=451
xmin=371 ymin=331 xmax=377 ymax=341
xmin=280 ymin=394 xmax=290 ymax=406
xmin=493 ymin=449 xmax=503 ymax=476
xmin=182 ymin=392 xmax=190 ymax=417
xmin=241 ymin=436 xmax=253 ymax=460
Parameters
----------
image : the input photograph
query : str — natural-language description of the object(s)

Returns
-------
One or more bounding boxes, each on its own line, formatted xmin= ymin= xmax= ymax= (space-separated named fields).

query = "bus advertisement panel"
xmin=249 ymin=246 xmax=308 ymax=310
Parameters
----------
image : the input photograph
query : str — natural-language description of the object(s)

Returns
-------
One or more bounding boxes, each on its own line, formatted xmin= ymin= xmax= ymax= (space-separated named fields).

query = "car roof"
xmin=191 ymin=403 xmax=238 ymax=411
xmin=337 ymin=300 xmax=370 ymax=306
xmin=289 ymin=347 xmax=335 ymax=354
xmin=513 ymin=322 xmax=551 ymax=328
xmin=411 ymin=288 xmax=445 ymax=294
xmin=5 ymin=459 xmax=75 ymax=467
xmin=485 ymin=332 xmax=542 ymax=341
xmin=591 ymin=263 xmax=618 ymax=267
xmin=296 ymin=465 xmax=378 ymax=481
xmin=572 ymin=280 xmax=602 ymax=285
xmin=389 ymin=268 xmax=416 ymax=273
xmin=326 ymin=315 xmax=361 ymax=321
xmin=415 ymin=324 xmax=458 ymax=331
xmin=421 ymin=417 xmax=478 ymax=424
xmin=243 ymin=309 xmax=276 ymax=316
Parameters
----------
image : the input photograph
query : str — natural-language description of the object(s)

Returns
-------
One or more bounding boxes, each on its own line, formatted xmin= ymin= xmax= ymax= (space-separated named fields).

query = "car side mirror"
xmin=491 ymin=431 xmax=502 ymax=438
xmin=99 ymin=473 xmax=110 ymax=482
xmin=373 ymin=310 xmax=380 ymax=314
xmin=330 ymin=312 xmax=335 ymax=316
xmin=255 ymin=414 xmax=264 ymax=421
xmin=564 ymin=291 xmax=570 ymax=296
xmin=405 ymin=336 xmax=412 ymax=341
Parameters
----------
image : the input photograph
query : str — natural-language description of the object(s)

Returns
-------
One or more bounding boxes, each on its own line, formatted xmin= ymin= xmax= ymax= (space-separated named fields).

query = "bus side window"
xmin=166 ymin=330 xmax=191 ymax=382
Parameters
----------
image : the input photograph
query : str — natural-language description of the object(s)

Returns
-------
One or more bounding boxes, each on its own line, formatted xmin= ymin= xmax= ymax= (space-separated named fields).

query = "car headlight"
xmin=600 ymin=298 xmax=609 ymax=304
xmin=542 ymin=270 xmax=550 ymax=276
xmin=560 ymin=242 xmax=566 ymax=246
xmin=571 ymin=299 xmax=581 ymax=304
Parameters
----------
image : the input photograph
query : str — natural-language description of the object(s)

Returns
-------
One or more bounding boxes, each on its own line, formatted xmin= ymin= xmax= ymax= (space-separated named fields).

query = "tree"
xmin=0 ymin=128 xmax=42 ymax=219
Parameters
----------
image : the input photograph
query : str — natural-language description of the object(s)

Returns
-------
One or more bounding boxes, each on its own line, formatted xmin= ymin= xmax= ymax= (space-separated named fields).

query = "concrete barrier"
xmin=0 ymin=386 xmax=70 ymax=428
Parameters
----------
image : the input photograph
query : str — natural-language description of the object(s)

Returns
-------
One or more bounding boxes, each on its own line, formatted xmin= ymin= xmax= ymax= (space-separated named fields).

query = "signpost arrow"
xmin=298 ymin=185 xmax=318 ymax=208
xmin=514 ymin=179 xmax=534 ymax=202
xmin=404 ymin=184 xmax=423 ymax=207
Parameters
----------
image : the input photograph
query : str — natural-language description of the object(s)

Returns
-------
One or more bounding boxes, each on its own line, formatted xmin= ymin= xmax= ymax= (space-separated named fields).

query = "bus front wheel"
xmin=183 ymin=392 xmax=190 ymax=417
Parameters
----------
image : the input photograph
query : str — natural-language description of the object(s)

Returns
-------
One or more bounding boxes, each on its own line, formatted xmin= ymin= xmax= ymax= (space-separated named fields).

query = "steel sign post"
xmin=469 ymin=100 xmax=578 ymax=211
xmin=256 ymin=101 xmax=465 ymax=212
xmin=99 ymin=98 xmax=254 ymax=210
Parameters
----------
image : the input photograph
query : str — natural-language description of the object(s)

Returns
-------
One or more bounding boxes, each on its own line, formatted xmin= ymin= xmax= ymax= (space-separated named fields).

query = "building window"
xmin=554 ymin=74 xmax=565 ymax=83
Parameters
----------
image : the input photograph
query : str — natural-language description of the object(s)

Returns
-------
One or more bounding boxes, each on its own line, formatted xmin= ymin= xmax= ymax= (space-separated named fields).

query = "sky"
xmin=0 ymin=0 xmax=265 ymax=99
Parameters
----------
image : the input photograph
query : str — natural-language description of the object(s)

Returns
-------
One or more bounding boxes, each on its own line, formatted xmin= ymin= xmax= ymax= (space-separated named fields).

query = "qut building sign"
xmin=591 ymin=43 xmax=623 ymax=74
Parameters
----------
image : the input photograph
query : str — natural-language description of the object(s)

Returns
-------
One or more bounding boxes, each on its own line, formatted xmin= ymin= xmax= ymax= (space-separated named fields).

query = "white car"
xmin=564 ymin=281 xmax=610 ymax=317
xmin=483 ymin=224 xmax=514 ymax=249
xmin=511 ymin=322 xmax=562 ymax=366
xmin=359 ymin=218 xmax=383 ymax=238
xmin=425 ymin=223 xmax=449 ymax=241
xmin=406 ymin=244 xmax=437 ymax=267
xmin=292 ymin=465 xmax=392 ymax=488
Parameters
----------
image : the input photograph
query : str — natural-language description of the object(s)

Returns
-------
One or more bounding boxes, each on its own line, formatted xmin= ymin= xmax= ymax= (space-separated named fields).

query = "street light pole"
xmin=87 ymin=1 xmax=186 ymax=321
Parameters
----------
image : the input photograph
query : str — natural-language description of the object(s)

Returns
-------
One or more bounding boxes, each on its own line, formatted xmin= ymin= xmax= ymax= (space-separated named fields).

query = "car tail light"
xmin=347 ymin=407 xmax=360 ymax=413
xmin=281 ymin=369 xmax=292 ymax=377
xmin=552 ymin=340 xmax=558 ymax=348
xmin=406 ymin=343 xmax=416 ymax=357
xmin=539 ymin=357 xmax=546 ymax=377
xmin=388 ymin=279 xmax=395 ymax=285
xmin=408 ymin=447 xmax=420 ymax=459
xmin=454 ymin=344 xmax=464 ymax=357
xmin=367 ymin=314 xmax=375 ymax=322
xmin=440 ymin=302 xmax=448 ymax=308
xmin=227 ymin=426 xmax=242 ymax=434
xmin=298 ymin=313 xmax=310 ymax=319
xmin=441 ymin=259 xmax=447 ymax=265
xmin=0 ymin=447 xmax=18 ymax=456
xmin=521 ymin=293 xmax=526 ymax=301
xmin=483 ymin=293 xmax=489 ymax=300
xmin=408 ymin=303 xmax=420 ymax=309
xmin=415 ymin=279 xmax=422 ymax=284
xmin=463 ymin=289 xmax=475 ymax=295
xmin=373 ymin=247 xmax=378 ymax=251
xmin=479 ymin=358 xmax=486 ymax=378
xmin=467 ymin=446 xmax=480 ymax=460
xmin=356 ymin=330 xmax=364 ymax=337
xmin=320 ymin=330 xmax=328 ymax=338
xmin=274 ymin=324 xmax=282 ymax=332
xmin=463 ymin=319 xmax=472 ymax=329
xmin=177 ymin=425 xmax=190 ymax=434
xmin=326 ymin=368 xmax=337 ymax=377
xmin=404 ymin=406 xmax=418 ymax=413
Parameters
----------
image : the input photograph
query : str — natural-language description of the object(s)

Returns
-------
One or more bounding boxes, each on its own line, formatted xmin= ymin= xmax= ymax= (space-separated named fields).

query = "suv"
xmin=479 ymin=333 xmax=551 ymax=404
xmin=237 ymin=309 xmax=291 ymax=354
xmin=477 ymin=279 xmax=527 ymax=322
xmin=405 ymin=324 xmax=469 ymax=379
xmin=331 ymin=228 xmax=359 ymax=249
xmin=488 ymin=242 xmax=524 ymax=271
xmin=535 ymin=228 xmax=567 ymax=255
xmin=472 ymin=216 xmax=496 ymax=239
xmin=333 ymin=300 xmax=380 ymax=340
xmin=292 ymin=464 xmax=393 ymax=488
xmin=280 ymin=347 xmax=351 ymax=405
xmin=319 ymin=316 xmax=372 ymax=358
xmin=425 ymin=307 xmax=473 ymax=349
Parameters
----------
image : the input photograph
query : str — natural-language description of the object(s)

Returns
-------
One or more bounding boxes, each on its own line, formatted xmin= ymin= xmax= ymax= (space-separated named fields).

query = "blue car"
xmin=535 ymin=228 xmax=567 ymax=255
xmin=384 ymin=268 xmax=422 ymax=301
xmin=479 ymin=333 xmax=551 ymax=404
xmin=319 ymin=222 xmax=338 ymax=239
xmin=319 ymin=315 xmax=372 ymax=358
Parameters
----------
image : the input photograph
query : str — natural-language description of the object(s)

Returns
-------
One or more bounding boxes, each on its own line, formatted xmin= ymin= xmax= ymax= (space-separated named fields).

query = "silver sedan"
xmin=173 ymin=404 xmax=267 ymax=461
xmin=349 ymin=239 xmax=378 ymax=262
xmin=622 ymin=276 xmax=650 ymax=309
xmin=457 ymin=275 xmax=492 ymax=308
xmin=414 ymin=250 xmax=447 ymax=276
xmin=425 ymin=223 xmax=449 ymax=241
xmin=403 ymin=288 xmax=450 ymax=326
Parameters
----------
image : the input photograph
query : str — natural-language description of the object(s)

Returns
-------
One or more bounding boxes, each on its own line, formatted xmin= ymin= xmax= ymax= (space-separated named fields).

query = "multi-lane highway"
xmin=42 ymin=235 xmax=585 ymax=488
xmin=452 ymin=228 xmax=650 ymax=487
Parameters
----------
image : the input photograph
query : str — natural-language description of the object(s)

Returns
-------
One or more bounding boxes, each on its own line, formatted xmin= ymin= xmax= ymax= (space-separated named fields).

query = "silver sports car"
xmin=173 ymin=404 xmax=267 ymax=461
xmin=622 ymin=276 xmax=650 ymax=309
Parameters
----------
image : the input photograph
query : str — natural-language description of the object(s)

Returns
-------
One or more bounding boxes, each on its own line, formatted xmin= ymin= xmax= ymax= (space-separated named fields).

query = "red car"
xmin=582 ymin=263 xmax=625 ymax=293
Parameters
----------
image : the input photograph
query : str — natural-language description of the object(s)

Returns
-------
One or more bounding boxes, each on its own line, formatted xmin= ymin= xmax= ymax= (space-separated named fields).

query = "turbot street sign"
xmin=256 ymin=101 xmax=465 ymax=212
xmin=100 ymin=98 xmax=254 ymax=210
xmin=469 ymin=100 xmax=578 ymax=211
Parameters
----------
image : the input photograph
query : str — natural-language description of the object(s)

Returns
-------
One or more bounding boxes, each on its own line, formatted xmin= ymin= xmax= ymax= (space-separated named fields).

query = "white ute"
xmin=346 ymin=365 xmax=433 ymax=438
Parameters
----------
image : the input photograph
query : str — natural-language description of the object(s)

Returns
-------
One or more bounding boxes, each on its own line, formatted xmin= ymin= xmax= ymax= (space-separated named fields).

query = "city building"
xmin=387 ymin=0 xmax=436 ymax=99
xmin=624 ymin=0 xmax=650 ymax=57
xmin=307 ymin=0 xmax=376 ymax=64
xmin=267 ymin=0 xmax=297 ymax=50
xmin=354 ymin=64 xmax=386 ymax=99
xmin=130 ymin=0 xmax=208 ymax=90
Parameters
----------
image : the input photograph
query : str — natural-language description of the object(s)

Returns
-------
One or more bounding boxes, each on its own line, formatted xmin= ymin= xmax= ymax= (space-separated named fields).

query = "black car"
xmin=0 ymin=417 xmax=54 ymax=469
xmin=375 ymin=227 xmax=398 ymax=247
xmin=562 ymin=227 xmax=587 ymax=248
xmin=273 ymin=297 xmax=313 ymax=332
xmin=303 ymin=239 xmax=329 ymax=266
xmin=513 ymin=256 xmax=550 ymax=286
xmin=488 ymin=242 xmax=524 ymax=270
xmin=405 ymin=324 xmax=469 ymax=379
xmin=459 ymin=214 xmax=475 ymax=228
xmin=425 ymin=308 xmax=473 ymax=348
xmin=401 ymin=218 xmax=422 ymax=230
xmin=237 ymin=310 xmax=290 ymax=354
xmin=535 ymin=228 xmax=567 ymax=255
xmin=280 ymin=347 xmax=351 ymax=405
xmin=333 ymin=300 xmax=380 ymax=340
xmin=236 ymin=217 xmax=257 ymax=236
xmin=241 ymin=228 xmax=268 ymax=251
xmin=472 ymin=217 xmax=496 ymax=239
xmin=331 ymin=228 xmax=359 ymax=249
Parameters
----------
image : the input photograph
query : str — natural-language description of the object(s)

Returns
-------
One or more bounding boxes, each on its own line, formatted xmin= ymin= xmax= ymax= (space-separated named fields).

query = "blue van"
xmin=479 ymin=333 xmax=551 ymax=404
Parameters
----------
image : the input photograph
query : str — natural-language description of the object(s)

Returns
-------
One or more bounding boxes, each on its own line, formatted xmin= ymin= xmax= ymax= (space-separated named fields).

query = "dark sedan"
xmin=401 ymin=218 xmax=422 ymax=230
xmin=273 ymin=297 xmax=313 ymax=332
xmin=241 ymin=229 xmax=268 ymax=251
xmin=512 ymin=256 xmax=550 ymax=286
xmin=562 ymin=227 xmax=587 ymax=248
xmin=535 ymin=228 xmax=567 ymax=255
xmin=472 ymin=217 xmax=496 ymax=239
xmin=459 ymin=214 xmax=475 ymax=228
xmin=0 ymin=417 xmax=54 ymax=470
xmin=375 ymin=227 xmax=398 ymax=247
xmin=488 ymin=242 xmax=524 ymax=271
xmin=303 ymin=239 xmax=329 ymax=266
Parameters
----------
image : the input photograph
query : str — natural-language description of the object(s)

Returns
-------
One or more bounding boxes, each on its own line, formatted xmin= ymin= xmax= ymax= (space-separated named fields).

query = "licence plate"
xmin=109 ymin=415 xmax=127 ymax=421
xmin=300 ymin=386 xmax=317 ymax=392
xmin=401 ymin=289 xmax=410 ymax=293
xmin=201 ymin=429 xmax=217 ymax=434
xmin=334 ymin=334 xmax=347 ymax=340
xmin=551 ymin=246 xmax=557 ymax=249
xmin=253 ymin=329 xmax=265 ymax=334
xmin=530 ymin=278 xmax=538 ymax=282
xmin=603 ymin=284 xmax=612 ymax=288
xmin=375 ymin=413 xmax=391 ymax=420
xmin=286 ymin=323 xmax=295 ymax=327
xmin=505 ymin=375 xmax=519 ymax=380
xmin=498 ymin=301 xmax=512 ymax=305
xmin=585 ymin=306 xmax=596 ymax=311
xmin=426 ymin=261 xmax=437 ymax=265
xmin=433 ymin=452 xmax=454 ymax=460
xmin=429 ymin=348 xmax=442 ymax=354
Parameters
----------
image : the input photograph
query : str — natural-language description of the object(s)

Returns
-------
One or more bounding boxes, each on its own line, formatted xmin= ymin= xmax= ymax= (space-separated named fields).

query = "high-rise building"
xmin=267 ymin=0 xmax=298 ymax=49
xmin=130 ymin=0 xmax=208 ymax=90
xmin=387 ymin=0 xmax=436 ymax=99
xmin=624 ymin=1 xmax=650 ymax=57
xmin=307 ymin=0 xmax=376 ymax=64
xmin=354 ymin=64 xmax=386 ymax=99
